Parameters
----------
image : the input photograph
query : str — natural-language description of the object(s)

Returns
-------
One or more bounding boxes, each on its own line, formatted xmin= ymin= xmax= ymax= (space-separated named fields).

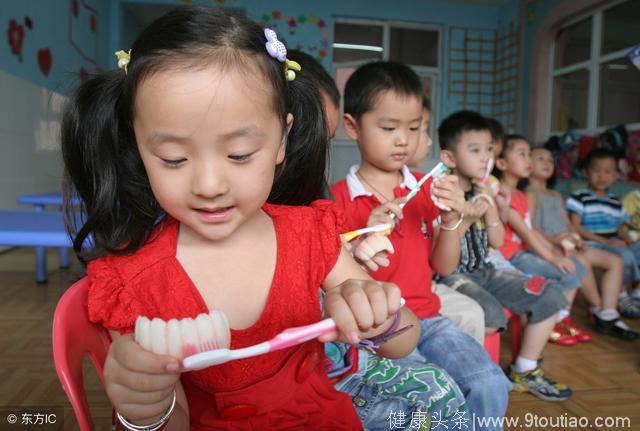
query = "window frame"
xmin=548 ymin=0 xmax=640 ymax=136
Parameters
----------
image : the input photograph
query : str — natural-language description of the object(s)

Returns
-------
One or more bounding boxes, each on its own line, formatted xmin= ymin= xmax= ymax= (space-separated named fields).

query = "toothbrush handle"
xmin=267 ymin=319 xmax=336 ymax=351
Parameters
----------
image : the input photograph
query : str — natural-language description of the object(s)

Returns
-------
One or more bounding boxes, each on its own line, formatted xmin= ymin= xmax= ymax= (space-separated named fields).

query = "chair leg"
xmin=483 ymin=331 xmax=500 ymax=365
xmin=35 ymin=246 xmax=48 ymax=284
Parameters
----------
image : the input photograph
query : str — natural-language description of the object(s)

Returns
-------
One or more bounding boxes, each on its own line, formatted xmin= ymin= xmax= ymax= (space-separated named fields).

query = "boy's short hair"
xmin=287 ymin=50 xmax=339 ymax=108
xmin=486 ymin=117 xmax=505 ymax=143
xmin=422 ymin=95 xmax=431 ymax=111
xmin=583 ymin=147 xmax=618 ymax=171
xmin=344 ymin=61 xmax=422 ymax=121
xmin=438 ymin=110 xmax=490 ymax=151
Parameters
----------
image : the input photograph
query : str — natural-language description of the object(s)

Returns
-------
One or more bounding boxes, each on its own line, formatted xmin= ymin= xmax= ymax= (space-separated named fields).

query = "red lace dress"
xmin=87 ymin=201 xmax=363 ymax=430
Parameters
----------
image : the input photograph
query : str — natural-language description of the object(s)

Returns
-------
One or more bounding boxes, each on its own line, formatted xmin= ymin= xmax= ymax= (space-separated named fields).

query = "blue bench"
xmin=0 ymin=211 xmax=74 ymax=283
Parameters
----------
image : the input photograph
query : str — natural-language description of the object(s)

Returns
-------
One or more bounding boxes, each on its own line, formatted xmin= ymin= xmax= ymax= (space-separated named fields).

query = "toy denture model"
xmin=134 ymin=311 xmax=231 ymax=361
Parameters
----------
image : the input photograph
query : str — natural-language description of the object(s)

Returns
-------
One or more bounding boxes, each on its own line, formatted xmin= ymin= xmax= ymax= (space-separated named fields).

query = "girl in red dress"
xmin=61 ymin=6 xmax=419 ymax=430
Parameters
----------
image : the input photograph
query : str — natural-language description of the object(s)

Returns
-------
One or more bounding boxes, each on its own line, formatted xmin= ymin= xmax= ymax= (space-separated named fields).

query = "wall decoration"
xmin=68 ymin=0 xmax=101 ymax=71
xmin=260 ymin=10 xmax=329 ymax=62
xmin=37 ymin=48 xmax=52 ymax=76
xmin=7 ymin=19 xmax=25 ymax=61
xmin=448 ymin=22 xmax=520 ymax=131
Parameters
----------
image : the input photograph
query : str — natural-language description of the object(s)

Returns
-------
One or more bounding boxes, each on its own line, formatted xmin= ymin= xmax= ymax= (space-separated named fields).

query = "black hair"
xmin=422 ymin=95 xmax=431 ymax=111
xmin=282 ymin=49 xmax=340 ymax=201
xmin=498 ymin=134 xmax=530 ymax=158
xmin=494 ymin=134 xmax=531 ymax=180
xmin=343 ymin=61 xmax=422 ymax=121
xmin=582 ymin=147 xmax=618 ymax=171
xmin=62 ymin=6 xmax=328 ymax=261
xmin=486 ymin=117 xmax=505 ymax=144
xmin=529 ymin=146 xmax=557 ymax=189
xmin=437 ymin=110 xmax=490 ymax=151
xmin=288 ymin=50 xmax=339 ymax=108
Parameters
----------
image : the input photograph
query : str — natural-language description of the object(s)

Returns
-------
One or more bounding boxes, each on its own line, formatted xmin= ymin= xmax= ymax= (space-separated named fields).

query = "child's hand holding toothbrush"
xmin=366 ymin=198 xmax=405 ymax=228
xmin=103 ymin=332 xmax=187 ymax=428
xmin=431 ymin=174 xmax=465 ymax=224
xmin=320 ymin=279 xmax=419 ymax=359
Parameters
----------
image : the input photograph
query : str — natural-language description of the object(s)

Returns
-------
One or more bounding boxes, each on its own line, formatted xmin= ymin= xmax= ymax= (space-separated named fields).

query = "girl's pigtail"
xmin=62 ymin=71 xmax=160 ymax=261
xmin=269 ymin=75 xmax=329 ymax=205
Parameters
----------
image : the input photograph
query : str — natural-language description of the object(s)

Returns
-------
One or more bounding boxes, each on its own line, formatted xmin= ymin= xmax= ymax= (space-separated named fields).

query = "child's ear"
xmin=277 ymin=113 xmax=294 ymax=164
xmin=440 ymin=149 xmax=456 ymax=169
xmin=495 ymin=157 xmax=507 ymax=171
xmin=343 ymin=113 xmax=359 ymax=141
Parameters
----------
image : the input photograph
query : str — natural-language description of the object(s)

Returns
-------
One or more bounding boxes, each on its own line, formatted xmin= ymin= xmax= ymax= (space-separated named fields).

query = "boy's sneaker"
xmin=508 ymin=365 xmax=572 ymax=402
xmin=618 ymin=295 xmax=640 ymax=319
xmin=594 ymin=316 xmax=640 ymax=341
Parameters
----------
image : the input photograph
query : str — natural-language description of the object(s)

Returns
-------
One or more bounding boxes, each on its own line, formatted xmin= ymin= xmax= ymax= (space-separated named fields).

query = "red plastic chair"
xmin=483 ymin=308 xmax=523 ymax=365
xmin=52 ymin=277 xmax=111 ymax=431
xmin=483 ymin=331 xmax=501 ymax=364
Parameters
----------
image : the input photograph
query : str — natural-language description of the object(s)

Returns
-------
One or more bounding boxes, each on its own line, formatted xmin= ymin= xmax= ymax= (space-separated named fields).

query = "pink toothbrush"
xmin=182 ymin=298 xmax=407 ymax=370
xmin=182 ymin=318 xmax=336 ymax=370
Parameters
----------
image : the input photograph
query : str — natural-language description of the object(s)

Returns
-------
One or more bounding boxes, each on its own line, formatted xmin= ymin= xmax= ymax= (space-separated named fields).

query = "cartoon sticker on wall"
xmin=37 ymin=48 xmax=52 ymax=76
xmin=7 ymin=19 xmax=25 ymax=62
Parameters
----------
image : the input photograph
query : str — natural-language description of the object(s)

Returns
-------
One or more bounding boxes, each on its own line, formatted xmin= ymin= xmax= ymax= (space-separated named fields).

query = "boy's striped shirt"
xmin=566 ymin=188 xmax=628 ymax=237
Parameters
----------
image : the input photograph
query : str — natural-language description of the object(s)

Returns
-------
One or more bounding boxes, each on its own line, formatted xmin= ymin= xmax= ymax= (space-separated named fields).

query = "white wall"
xmin=0 ymin=70 xmax=66 ymax=209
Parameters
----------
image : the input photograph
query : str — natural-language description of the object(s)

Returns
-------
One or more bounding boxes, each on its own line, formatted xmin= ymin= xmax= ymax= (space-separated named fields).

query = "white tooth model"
xmin=134 ymin=310 xmax=230 ymax=360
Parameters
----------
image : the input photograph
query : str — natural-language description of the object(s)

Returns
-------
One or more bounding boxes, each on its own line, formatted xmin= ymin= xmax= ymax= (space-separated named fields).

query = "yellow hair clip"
xmin=284 ymin=59 xmax=301 ymax=82
xmin=115 ymin=49 xmax=131 ymax=74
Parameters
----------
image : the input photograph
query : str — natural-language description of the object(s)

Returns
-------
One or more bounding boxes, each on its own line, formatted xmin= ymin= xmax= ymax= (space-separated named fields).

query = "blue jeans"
xmin=588 ymin=241 xmax=640 ymax=284
xmin=510 ymin=250 xmax=585 ymax=292
xmin=407 ymin=317 xmax=512 ymax=431
xmin=336 ymin=350 xmax=468 ymax=431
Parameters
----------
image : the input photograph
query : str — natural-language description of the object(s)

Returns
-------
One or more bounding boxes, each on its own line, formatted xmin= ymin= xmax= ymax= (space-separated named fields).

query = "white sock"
xmin=556 ymin=308 xmax=570 ymax=322
xmin=514 ymin=356 xmax=538 ymax=373
xmin=590 ymin=306 xmax=602 ymax=315
xmin=595 ymin=308 xmax=619 ymax=321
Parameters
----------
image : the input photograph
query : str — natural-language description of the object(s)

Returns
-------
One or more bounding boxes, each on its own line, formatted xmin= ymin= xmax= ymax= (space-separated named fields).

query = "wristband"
xmin=357 ymin=311 xmax=414 ymax=349
xmin=439 ymin=213 xmax=465 ymax=231
xmin=116 ymin=390 xmax=176 ymax=431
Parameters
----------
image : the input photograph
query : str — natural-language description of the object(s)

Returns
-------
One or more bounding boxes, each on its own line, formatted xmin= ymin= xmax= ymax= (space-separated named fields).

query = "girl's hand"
xmin=319 ymin=279 xmax=402 ymax=345
xmin=104 ymin=334 xmax=181 ymax=424
xmin=431 ymin=174 xmax=465 ymax=214
xmin=367 ymin=199 xmax=404 ymax=228
xmin=352 ymin=233 xmax=394 ymax=272
xmin=494 ymin=187 xmax=511 ymax=222
xmin=555 ymin=256 xmax=577 ymax=274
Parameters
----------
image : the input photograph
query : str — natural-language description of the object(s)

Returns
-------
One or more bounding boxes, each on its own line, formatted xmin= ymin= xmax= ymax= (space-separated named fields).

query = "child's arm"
xmin=618 ymin=223 xmax=635 ymax=245
xmin=105 ymin=331 xmax=190 ymax=430
xmin=321 ymin=247 xmax=420 ymax=359
xmin=475 ymin=179 xmax=505 ymax=248
xmin=508 ymin=206 xmax=576 ymax=274
xmin=430 ymin=174 xmax=466 ymax=276
xmin=568 ymin=213 xmax=624 ymax=245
